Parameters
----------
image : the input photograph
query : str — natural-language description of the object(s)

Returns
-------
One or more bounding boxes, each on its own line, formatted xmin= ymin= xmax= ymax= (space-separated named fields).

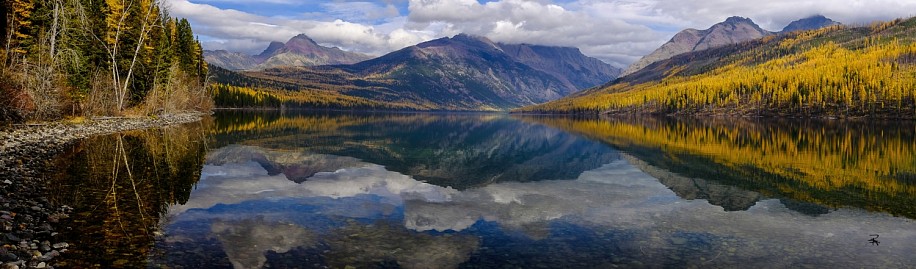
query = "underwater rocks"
xmin=0 ymin=113 xmax=207 ymax=268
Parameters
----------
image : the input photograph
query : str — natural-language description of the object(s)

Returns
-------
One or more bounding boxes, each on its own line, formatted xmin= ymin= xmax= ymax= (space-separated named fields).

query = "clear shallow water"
xmin=49 ymin=112 xmax=915 ymax=268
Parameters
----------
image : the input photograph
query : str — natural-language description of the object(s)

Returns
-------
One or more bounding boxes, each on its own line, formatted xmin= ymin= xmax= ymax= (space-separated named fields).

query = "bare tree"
xmin=119 ymin=0 xmax=159 ymax=111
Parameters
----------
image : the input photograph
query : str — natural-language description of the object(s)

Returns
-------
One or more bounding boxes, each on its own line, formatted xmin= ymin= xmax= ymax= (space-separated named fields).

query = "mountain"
xmin=621 ymin=16 xmax=772 ymax=76
xmin=257 ymin=41 xmax=286 ymax=60
xmin=498 ymin=43 xmax=620 ymax=90
xmin=781 ymin=15 xmax=841 ymax=33
xmin=203 ymin=34 xmax=373 ymax=70
xmin=203 ymin=50 xmax=259 ymax=71
xmin=516 ymin=16 xmax=916 ymax=118
xmin=214 ymin=34 xmax=621 ymax=111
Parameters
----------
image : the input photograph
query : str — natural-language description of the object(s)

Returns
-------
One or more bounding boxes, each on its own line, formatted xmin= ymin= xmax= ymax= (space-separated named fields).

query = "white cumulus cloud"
xmin=165 ymin=0 xmax=916 ymax=67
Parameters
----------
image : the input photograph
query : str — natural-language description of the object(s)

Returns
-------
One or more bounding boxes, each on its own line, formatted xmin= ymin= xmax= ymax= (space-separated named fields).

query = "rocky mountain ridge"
xmin=622 ymin=16 xmax=771 ymax=76
xmin=204 ymin=34 xmax=373 ymax=70
xmin=782 ymin=15 xmax=841 ymax=33
xmin=622 ymin=15 xmax=842 ymax=76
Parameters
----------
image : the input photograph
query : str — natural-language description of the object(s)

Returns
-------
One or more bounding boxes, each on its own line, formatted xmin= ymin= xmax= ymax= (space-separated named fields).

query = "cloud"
xmin=167 ymin=0 xmax=916 ymax=67
xmin=403 ymin=0 xmax=663 ymax=66
xmin=165 ymin=0 xmax=428 ymax=56
xmin=321 ymin=2 xmax=402 ymax=23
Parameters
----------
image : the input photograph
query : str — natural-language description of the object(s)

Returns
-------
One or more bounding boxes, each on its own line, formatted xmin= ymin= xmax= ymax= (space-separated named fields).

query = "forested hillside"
xmin=519 ymin=17 xmax=916 ymax=119
xmin=209 ymin=66 xmax=429 ymax=110
xmin=1 ymin=0 xmax=210 ymax=123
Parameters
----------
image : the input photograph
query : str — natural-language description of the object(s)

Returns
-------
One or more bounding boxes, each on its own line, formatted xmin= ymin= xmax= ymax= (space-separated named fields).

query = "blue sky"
xmin=165 ymin=0 xmax=916 ymax=67
xmin=190 ymin=0 xmax=411 ymax=23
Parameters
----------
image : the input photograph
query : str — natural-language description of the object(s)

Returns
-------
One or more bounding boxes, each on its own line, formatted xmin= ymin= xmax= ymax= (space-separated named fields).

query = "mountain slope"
xmin=499 ymin=43 xmax=621 ymax=90
xmin=622 ymin=16 xmax=844 ymax=77
xmin=204 ymin=34 xmax=372 ymax=70
xmin=215 ymin=34 xmax=620 ymax=111
xmin=517 ymin=17 xmax=916 ymax=118
xmin=621 ymin=17 xmax=772 ymax=76
xmin=203 ymin=50 xmax=259 ymax=70
xmin=782 ymin=15 xmax=841 ymax=33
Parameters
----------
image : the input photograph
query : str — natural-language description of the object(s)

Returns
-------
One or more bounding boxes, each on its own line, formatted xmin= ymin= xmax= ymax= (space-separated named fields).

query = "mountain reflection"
xmin=210 ymin=111 xmax=620 ymax=189
xmin=529 ymin=116 xmax=916 ymax=219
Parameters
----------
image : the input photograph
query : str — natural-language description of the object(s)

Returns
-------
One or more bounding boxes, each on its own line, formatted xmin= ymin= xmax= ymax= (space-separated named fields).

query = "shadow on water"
xmin=45 ymin=119 xmax=211 ymax=268
xmin=524 ymin=115 xmax=916 ymax=219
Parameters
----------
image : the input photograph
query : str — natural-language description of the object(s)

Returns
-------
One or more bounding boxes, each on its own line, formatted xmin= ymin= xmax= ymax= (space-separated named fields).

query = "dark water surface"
xmin=49 ymin=111 xmax=915 ymax=268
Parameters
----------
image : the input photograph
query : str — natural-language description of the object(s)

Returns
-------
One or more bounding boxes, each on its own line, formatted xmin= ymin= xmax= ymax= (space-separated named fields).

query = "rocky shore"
xmin=0 ymin=113 xmax=208 ymax=269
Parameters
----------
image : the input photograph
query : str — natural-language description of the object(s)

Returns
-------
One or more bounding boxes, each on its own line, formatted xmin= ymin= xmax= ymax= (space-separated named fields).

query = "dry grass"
xmin=142 ymin=65 xmax=213 ymax=116
xmin=0 ymin=68 xmax=32 ymax=124
xmin=83 ymin=70 xmax=122 ymax=117
xmin=3 ymin=59 xmax=213 ymax=123
xmin=64 ymin=116 xmax=88 ymax=124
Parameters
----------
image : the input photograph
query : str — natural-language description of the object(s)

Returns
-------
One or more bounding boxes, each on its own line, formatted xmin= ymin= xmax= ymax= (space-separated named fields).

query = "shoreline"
xmin=0 ymin=112 xmax=208 ymax=268
xmin=510 ymin=109 xmax=916 ymax=121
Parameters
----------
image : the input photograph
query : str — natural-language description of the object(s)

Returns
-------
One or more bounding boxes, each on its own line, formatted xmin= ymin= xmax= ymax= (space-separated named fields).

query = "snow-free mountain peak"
xmin=204 ymin=34 xmax=372 ymax=70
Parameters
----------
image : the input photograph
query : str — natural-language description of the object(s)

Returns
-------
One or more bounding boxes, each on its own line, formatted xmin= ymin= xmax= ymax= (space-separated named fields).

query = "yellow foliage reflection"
xmin=531 ymin=116 xmax=916 ymax=217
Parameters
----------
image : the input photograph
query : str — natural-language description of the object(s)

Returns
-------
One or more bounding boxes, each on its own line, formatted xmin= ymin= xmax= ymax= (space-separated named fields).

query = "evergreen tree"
xmin=0 ymin=0 xmax=212 ymax=122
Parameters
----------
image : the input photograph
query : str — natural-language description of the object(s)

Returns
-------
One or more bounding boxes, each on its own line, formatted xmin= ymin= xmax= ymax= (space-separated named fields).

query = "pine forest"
xmin=0 ymin=0 xmax=209 ymax=122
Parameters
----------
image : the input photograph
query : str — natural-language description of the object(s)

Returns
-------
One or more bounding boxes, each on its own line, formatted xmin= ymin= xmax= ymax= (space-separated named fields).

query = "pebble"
xmin=37 ymin=250 xmax=58 ymax=262
xmin=34 ymin=262 xmax=46 ymax=269
xmin=51 ymin=243 xmax=68 ymax=249
xmin=1 ymin=263 xmax=18 ymax=269
xmin=0 ymin=253 xmax=16 ymax=263
xmin=2 ymin=180 xmax=10 ymax=185
xmin=3 ymin=234 xmax=19 ymax=243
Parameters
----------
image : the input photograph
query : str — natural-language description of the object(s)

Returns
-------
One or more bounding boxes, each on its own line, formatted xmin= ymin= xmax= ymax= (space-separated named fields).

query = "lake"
xmin=46 ymin=111 xmax=915 ymax=268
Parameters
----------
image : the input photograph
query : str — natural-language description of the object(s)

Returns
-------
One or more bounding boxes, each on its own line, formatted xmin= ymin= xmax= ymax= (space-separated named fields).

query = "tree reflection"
xmin=48 ymin=120 xmax=210 ymax=268
xmin=530 ymin=116 xmax=916 ymax=218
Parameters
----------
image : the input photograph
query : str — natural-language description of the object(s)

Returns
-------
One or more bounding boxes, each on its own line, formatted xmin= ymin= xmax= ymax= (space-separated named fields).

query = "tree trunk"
xmin=3 ymin=3 xmax=12 ymax=65
xmin=49 ymin=0 xmax=59 ymax=63
xmin=1 ymin=1 xmax=8 ymax=59
xmin=120 ymin=0 xmax=157 ymax=112
xmin=109 ymin=0 xmax=135 ymax=112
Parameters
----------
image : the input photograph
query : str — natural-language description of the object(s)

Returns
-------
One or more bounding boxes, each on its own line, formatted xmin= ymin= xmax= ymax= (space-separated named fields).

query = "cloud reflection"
xmin=163 ymin=145 xmax=916 ymax=268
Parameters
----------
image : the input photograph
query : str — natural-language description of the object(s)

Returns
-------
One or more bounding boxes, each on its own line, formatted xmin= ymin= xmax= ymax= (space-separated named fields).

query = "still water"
xmin=49 ymin=111 xmax=915 ymax=268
